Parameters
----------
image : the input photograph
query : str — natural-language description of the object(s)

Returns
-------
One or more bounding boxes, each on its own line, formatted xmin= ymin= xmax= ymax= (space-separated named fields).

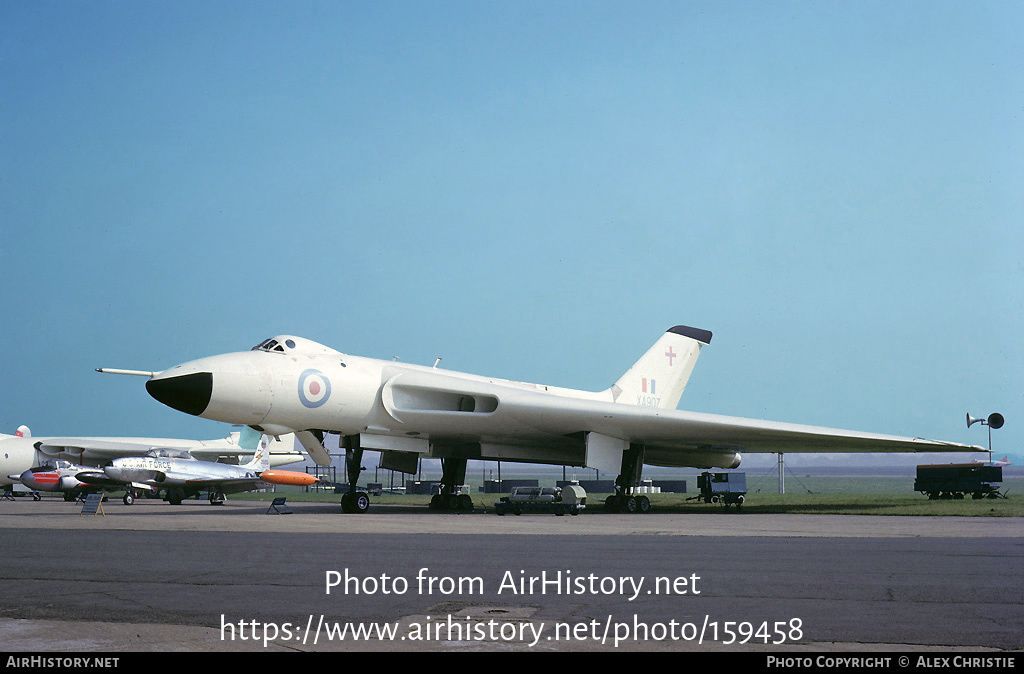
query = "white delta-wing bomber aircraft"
xmin=99 ymin=325 xmax=984 ymax=514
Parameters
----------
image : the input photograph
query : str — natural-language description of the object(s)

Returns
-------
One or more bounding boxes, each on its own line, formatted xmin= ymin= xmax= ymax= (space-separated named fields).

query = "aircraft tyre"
xmin=457 ymin=494 xmax=473 ymax=511
xmin=63 ymin=492 xmax=75 ymax=502
xmin=623 ymin=496 xmax=638 ymax=514
xmin=637 ymin=495 xmax=651 ymax=514
xmin=495 ymin=503 xmax=506 ymax=516
xmin=603 ymin=495 xmax=619 ymax=513
xmin=341 ymin=492 xmax=370 ymax=513
xmin=32 ymin=493 xmax=40 ymax=501
xmin=123 ymin=493 xmax=135 ymax=506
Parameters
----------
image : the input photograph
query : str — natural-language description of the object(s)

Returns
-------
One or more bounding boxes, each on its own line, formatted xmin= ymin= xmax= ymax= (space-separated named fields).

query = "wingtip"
xmin=668 ymin=325 xmax=713 ymax=344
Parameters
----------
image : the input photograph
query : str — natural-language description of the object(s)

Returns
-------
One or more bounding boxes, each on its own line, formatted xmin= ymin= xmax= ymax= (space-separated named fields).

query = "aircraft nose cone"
xmin=146 ymin=372 xmax=213 ymax=416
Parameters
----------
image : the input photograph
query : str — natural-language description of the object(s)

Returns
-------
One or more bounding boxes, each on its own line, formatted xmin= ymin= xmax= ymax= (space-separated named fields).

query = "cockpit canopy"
xmin=252 ymin=337 xmax=288 ymax=353
xmin=31 ymin=459 xmax=73 ymax=472
xmin=144 ymin=448 xmax=196 ymax=461
xmin=250 ymin=335 xmax=342 ymax=356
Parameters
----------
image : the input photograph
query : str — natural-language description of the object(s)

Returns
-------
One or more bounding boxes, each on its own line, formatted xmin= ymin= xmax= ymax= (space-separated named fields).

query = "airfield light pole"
xmin=967 ymin=412 xmax=1005 ymax=463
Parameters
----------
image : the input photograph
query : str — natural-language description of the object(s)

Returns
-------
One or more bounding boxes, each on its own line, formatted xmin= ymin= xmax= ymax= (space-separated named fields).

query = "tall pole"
xmin=778 ymin=453 xmax=785 ymax=494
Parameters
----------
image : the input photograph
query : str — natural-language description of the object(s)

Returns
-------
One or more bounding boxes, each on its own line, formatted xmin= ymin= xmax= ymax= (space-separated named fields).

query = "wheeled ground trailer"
xmin=688 ymin=471 xmax=747 ymax=509
xmin=914 ymin=463 xmax=1004 ymax=499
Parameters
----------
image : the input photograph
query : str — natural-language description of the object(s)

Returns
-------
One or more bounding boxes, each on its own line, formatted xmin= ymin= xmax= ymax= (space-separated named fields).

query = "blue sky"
xmin=2 ymin=1 xmax=1021 ymax=464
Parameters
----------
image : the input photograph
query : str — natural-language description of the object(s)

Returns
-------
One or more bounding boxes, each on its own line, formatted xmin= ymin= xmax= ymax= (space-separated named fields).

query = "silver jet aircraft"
xmin=77 ymin=436 xmax=278 ymax=505
xmin=100 ymin=325 xmax=983 ymax=514
xmin=10 ymin=459 xmax=107 ymax=501
xmin=0 ymin=425 xmax=303 ymax=492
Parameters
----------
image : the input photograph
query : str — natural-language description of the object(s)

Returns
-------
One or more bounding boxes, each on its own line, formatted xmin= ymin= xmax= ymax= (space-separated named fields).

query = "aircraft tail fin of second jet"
xmin=607 ymin=325 xmax=712 ymax=410
xmin=242 ymin=436 xmax=271 ymax=472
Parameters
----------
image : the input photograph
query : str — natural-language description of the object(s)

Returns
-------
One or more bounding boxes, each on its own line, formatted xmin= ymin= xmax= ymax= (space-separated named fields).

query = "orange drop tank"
xmin=260 ymin=470 xmax=319 ymax=486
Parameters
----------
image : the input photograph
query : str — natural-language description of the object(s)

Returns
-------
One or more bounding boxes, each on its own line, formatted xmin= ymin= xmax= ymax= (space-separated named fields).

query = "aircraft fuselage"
xmin=145 ymin=338 xmax=608 ymax=453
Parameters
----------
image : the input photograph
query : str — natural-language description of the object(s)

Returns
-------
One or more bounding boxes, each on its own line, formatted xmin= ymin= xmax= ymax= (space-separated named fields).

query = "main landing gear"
xmin=428 ymin=458 xmax=473 ymax=512
xmin=164 ymin=487 xmax=186 ymax=505
xmin=603 ymin=444 xmax=654 ymax=514
xmin=330 ymin=435 xmax=474 ymax=514
xmin=339 ymin=436 xmax=370 ymax=514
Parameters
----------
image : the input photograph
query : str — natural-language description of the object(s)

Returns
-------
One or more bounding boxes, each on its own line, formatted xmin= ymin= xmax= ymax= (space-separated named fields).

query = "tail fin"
xmin=242 ymin=435 xmax=270 ymax=472
xmin=15 ymin=425 xmax=30 ymax=438
xmin=607 ymin=325 xmax=712 ymax=410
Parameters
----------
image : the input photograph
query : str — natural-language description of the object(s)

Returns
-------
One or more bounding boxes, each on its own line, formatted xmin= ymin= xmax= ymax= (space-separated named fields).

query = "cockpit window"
xmin=251 ymin=338 xmax=286 ymax=353
xmin=250 ymin=335 xmax=343 ymax=357
xmin=31 ymin=460 xmax=70 ymax=471
xmin=145 ymin=448 xmax=196 ymax=460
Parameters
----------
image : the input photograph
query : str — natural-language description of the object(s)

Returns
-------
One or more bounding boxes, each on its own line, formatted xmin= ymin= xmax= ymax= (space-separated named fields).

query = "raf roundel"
xmin=297 ymin=369 xmax=332 ymax=408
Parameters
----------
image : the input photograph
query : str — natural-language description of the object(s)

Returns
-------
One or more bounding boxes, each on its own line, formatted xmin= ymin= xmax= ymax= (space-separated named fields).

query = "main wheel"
xmin=123 ymin=493 xmax=135 ymax=506
xmin=353 ymin=492 xmax=370 ymax=513
xmin=622 ymin=496 xmax=638 ymax=514
xmin=637 ymin=495 xmax=651 ymax=514
xmin=458 ymin=494 xmax=473 ymax=512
